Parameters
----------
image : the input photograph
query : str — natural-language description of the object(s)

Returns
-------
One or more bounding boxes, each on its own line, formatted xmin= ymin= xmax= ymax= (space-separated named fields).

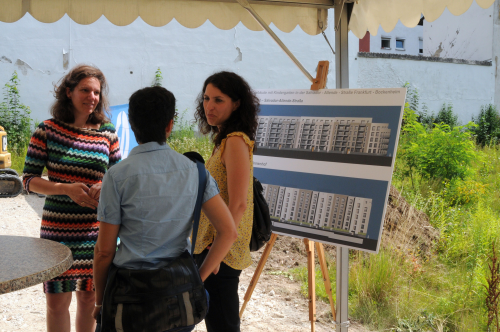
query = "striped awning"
xmin=0 ymin=0 xmax=496 ymax=39
xmin=349 ymin=0 xmax=497 ymax=38
xmin=0 ymin=0 xmax=332 ymax=36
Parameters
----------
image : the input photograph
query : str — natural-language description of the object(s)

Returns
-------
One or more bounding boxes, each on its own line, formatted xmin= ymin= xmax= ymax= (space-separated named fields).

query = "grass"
xmin=9 ymin=146 xmax=27 ymax=175
xmin=288 ymin=142 xmax=500 ymax=331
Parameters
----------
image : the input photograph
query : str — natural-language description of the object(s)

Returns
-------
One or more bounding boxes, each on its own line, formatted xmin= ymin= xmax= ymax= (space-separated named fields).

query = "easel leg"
xmin=315 ymin=242 xmax=336 ymax=319
xmin=239 ymin=233 xmax=278 ymax=318
xmin=304 ymin=239 xmax=316 ymax=332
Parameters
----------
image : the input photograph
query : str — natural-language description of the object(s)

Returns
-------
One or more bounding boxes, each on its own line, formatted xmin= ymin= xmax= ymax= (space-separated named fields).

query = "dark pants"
xmin=194 ymin=249 xmax=242 ymax=332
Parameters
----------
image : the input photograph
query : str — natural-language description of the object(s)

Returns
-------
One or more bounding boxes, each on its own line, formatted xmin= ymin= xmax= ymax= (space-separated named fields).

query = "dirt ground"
xmin=0 ymin=193 xmax=373 ymax=332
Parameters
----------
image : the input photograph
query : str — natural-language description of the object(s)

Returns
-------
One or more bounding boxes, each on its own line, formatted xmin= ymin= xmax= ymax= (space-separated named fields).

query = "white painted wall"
xmin=351 ymin=54 xmax=495 ymax=123
xmin=0 ymin=9 xmax=496 ymax=127
xmin=0 ymin=13 xmax=336 ymax=124
xmin=370 ymin=22 xmax=423 ymax=56
xmin=423 ymin=1 xmax=494 ymax=61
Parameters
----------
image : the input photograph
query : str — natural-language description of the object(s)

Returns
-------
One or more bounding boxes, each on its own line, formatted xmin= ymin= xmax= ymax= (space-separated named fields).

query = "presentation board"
xmin=253 ymin=88 xmax=406 ymax=253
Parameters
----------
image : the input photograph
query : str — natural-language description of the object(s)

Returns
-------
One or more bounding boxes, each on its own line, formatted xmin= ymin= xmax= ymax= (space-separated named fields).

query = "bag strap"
xmin=191 ymin=160 xmax=207 ymax=255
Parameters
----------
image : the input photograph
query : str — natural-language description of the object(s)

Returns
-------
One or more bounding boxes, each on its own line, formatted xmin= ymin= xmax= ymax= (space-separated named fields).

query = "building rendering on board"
xmin=256 ymin=116 xmax=391 ymax=155
xmin=261 ymin=183 xmax=372 ymax=237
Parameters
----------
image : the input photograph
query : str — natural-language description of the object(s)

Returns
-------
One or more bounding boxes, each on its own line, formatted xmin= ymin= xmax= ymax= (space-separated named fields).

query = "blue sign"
xmin=109 ymin=104 xmax=138 ymax=159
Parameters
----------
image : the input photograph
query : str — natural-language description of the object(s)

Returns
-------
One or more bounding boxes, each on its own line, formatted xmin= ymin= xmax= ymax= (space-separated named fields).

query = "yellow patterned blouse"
xmin=194 ymin=132 xmax=254 ymax=270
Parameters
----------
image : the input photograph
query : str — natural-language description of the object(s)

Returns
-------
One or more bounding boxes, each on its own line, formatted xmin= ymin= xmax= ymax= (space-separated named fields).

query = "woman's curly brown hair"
xmin=195 ymin=71 xmax=259 ymax=147
xmin=51 ymin=64 xmax=110 ymax=125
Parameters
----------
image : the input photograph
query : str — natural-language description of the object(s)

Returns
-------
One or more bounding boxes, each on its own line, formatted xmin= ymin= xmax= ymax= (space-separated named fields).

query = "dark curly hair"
xmin=128 ymin=86 xmax=176 ymax=144
xmin=195 ymin=71 xmax=259 ymax=147
xmin=50 ymin=64 xmax=110 ymax=125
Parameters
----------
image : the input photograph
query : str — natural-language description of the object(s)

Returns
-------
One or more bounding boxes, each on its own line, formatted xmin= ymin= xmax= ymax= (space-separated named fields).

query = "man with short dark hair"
xmin=93 ymin=86 xmax=238 ymax=332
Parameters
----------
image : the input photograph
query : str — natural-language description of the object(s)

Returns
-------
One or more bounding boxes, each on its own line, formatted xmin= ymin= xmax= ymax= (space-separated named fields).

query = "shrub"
xmin=400 ymin=112 xmax=479 ymax=181
xmin=152 ymin=67 xmax=163 ymax=87
xmin=472 ymin=104 xmax=500 ymax=146
xmin=0 ymin=71 xmax=33 ymax=153
xmin=443 ymin=177 xmax=488 ymax=206
xmin=434 ymin=103 xmax=459 ymax=128
xmin=168 ymin=109 xmax=212 ymax=161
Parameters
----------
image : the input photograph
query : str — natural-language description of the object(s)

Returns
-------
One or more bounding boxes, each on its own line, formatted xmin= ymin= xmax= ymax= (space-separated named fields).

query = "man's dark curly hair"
xmin=128 ymin=86 xmax=176 ymax=144
xmin=51 ymin=64 xmax=110 ymax=125
xmin=195 ymin=71 xmax=259 ymax=147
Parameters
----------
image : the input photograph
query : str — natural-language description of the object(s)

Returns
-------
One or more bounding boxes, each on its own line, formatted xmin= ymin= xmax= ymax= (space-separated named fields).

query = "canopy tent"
xmin=0 ymin=0 xmax=496 ymax=38
xmin=0 ymin=0 xmax=331 ymax=35
xmin=0 ymin=0 xmax=496 ymax=331
xmin=349 ymin=0 xmax=496 ymax=38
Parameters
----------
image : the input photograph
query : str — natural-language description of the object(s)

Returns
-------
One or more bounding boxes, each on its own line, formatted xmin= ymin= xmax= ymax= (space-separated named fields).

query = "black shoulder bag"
xmin=100 ymin=159 xmax=208 ymax=332
xmin=249 ymin=176 xmax=272 ymax=252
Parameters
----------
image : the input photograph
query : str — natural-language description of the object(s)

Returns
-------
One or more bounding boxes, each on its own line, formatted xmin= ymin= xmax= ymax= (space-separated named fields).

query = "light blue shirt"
xmin=97 ymin=142 xmax=219 ymax=269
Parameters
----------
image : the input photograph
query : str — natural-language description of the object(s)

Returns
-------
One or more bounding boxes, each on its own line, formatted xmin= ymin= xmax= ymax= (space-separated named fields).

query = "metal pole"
xmin=236 ymin=0 xmax=315 ymax=83
xmin=335 ymin=1 xmax=349 ymax=331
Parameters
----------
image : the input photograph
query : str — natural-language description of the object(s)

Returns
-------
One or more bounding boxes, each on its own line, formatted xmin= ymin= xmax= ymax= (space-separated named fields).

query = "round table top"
xmin=0 ymin=235 xmax=73 ymax=294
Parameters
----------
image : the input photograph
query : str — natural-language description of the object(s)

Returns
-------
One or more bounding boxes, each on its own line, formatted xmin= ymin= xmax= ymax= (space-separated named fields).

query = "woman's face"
xmin=203 ymin=83 xmax=240 ymax=127
xmin=66 ymin=77 xmax=101 ymax=119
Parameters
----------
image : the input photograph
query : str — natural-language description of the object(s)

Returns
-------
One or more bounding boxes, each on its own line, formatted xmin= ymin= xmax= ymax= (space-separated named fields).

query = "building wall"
xmin=352 ymin=54 xmax=495 ymax=123
xmin=369 ymin=22 xmax=423 ymax=56
xmin=0 ymin=13 xmax=337 ymax=124
xmin=0 ymin=8 xmax=496 ymax=129
xmin=423 ymin=1 xmax=494 ymax=61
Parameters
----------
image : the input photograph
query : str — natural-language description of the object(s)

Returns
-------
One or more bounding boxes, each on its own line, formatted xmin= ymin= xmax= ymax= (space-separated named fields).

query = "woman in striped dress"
xmin=22 ymin=65 xmax=121 ymax=332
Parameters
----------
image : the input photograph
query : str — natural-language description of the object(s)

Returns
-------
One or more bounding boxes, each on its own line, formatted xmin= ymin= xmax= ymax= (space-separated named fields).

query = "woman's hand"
xmin=88 ymin=182 xmax=102 ymax=201
xmin=64 ymin=183 xmax=99 ymax=209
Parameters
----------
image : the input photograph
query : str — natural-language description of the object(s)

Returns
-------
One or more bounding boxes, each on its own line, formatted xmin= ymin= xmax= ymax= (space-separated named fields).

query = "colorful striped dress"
xmin=22 ymin=118 xmax=121 ymax=293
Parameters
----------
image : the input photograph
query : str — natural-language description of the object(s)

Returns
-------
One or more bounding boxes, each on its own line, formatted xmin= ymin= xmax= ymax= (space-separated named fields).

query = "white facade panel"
xmin=342 ymin=196 xmax=356 ymax=231
xmin=349 ymin=197 xmax=372 ymax=235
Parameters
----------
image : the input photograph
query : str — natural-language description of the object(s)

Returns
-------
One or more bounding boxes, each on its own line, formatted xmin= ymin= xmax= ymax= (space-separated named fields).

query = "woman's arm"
xmin=222 ymin=136 xmax=251 ymax=228
xmin=92 ymin=222 xmax=120 ymax=319
xmin=29 ymin=178 xmax=99 ymax=209
xmin=198 ymin=194 xmax=238 ymax=281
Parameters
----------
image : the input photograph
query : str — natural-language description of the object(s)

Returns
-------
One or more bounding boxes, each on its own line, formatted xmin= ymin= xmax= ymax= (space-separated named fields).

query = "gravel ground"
xmin=0 ymin=193 xmax=372 ymax=332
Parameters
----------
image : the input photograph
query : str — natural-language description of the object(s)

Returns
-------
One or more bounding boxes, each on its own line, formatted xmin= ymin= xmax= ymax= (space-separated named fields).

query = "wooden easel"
xmin=240 ymin=61 xmax=335 ymax=332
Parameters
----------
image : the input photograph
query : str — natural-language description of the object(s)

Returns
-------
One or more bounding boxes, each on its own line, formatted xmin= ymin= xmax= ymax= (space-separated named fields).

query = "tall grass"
xmin=9 ymin=146 xmax=27 ymax=174
xmin=290 ymin=140 xmax=500 ymax=331
xmin=168 ymin=110 xmax=213 ymax=160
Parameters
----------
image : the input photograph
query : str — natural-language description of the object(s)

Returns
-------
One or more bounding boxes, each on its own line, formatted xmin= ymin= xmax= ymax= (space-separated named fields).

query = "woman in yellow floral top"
xmin=194 ymin=71 xmax=259 ymax=332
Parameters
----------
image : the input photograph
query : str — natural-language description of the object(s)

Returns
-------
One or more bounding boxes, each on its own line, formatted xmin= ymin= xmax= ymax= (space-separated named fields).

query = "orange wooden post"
xmin=304 ymin=238 xmax=316 ymax=332
xmin=239 ymin=233 xmax=278 ymax=317
xmin=315 ymin=242 xmax=336 ymax=319
xmin=310 ymin=60 xmax=329 ymax=90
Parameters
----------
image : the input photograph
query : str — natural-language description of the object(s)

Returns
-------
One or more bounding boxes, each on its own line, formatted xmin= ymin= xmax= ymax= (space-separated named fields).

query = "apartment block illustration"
xmin=262 ymin=184 xmax=282 ymax=218
xmin=331 ymin=194 xmax=349 ymax=229
xmin=312 ymin=192 xmax=335 ymax=228
xmin=341 ymin=196 xmax=356 ymax=231
xmin=280 ymin=187 xmax=300 ymax=221
xmin=364 ymin=123 xmax=391 ymax=155
xmin=258 ymin=116 xmax=301 ymax=149
xmin=260 ymin=182 xmax=372 ymax=237
xmin=308 ymin=191 xmax=320 ymax=225
xmin=331 ymin=118 xmax=372 ymax=154
xmin=295 ymin=189 xmax=313 ymax=223
xmin=256 ymin=115 xmax=390 ymax=156
xmin=256 ymin=116 xmax=271 ymax=147
xmin=349 ymin=197 xmax=372 ymax=235
xmin=296 ymin=117 xmax=336 ymax=152
xmin=274 ymin=186 xmax=287 ymax=218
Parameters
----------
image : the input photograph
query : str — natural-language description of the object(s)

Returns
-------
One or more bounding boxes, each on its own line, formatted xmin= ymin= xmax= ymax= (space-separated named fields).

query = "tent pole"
xmin=335 ymin=1 xmax=349 ymax=332
xmin=236 ymin=0 xmax=315 ymax=83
